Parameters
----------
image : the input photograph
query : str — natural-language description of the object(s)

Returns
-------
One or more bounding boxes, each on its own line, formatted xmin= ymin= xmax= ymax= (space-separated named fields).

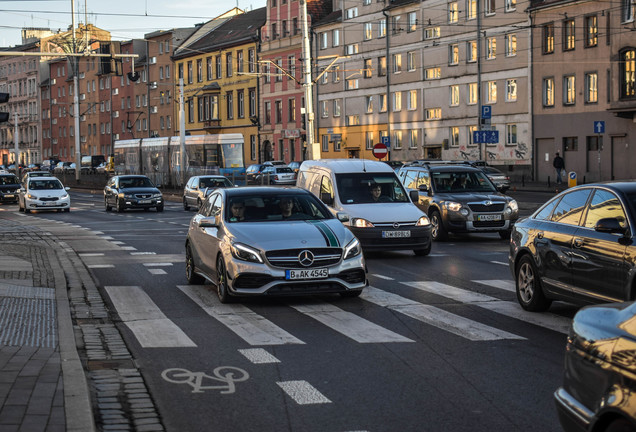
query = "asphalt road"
xmin=14 ymin=190 xmax=572 ymax=432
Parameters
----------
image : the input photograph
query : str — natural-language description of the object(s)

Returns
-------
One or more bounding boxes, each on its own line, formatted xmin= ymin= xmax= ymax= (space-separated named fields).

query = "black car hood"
xmin=0 ymin=184 xmax=19 ymax=192
xmin=434 ymin=191 xmax=510 ymax=203
xmin=120 ymin=187 xmax=161 ymax=194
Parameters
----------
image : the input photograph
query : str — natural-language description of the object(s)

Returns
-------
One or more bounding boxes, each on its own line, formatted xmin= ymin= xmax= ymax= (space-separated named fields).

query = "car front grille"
xmin=473 ymin=220 xmax=506 ymax=228
xmin=468 ymin=203 xmax=505 ymax=212
xmin=234 ymin=273 xmax=277 ymax=289
xmin=40 ymin=197 xmax=59 ymax=202
xmin=266 ymin=248 xmax=342 ymax=269
xmin=135 ymin=193 xmax=153 ymax=199
xmin=266 ymin=281 xmax=347 ymax=295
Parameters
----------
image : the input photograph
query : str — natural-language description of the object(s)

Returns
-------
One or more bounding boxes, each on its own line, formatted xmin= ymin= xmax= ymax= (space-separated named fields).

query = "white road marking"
xmin=361 ymin=287 xmax=524 ymax=341
xmin=111 ymin=241 xmax=125 ymax=245
xmin=290 ymin=302 xmax=414 ymax=343
xmin=148 ymin=269 xmax=167 ymax=275
xmin=370 ymin=274 xmax=393 ymax=280
xmin=276 ymin=381 xmax=331 ymax=405
xmin=238 ymin=348 xmax=281 ymax=364
xmin=100 ymin=236 xmax=114 ymax=240
xmin=87 ymin=264 xmax=114 ymax=269
xmin=121 ymin=246 xmax=137 ymax=251
xmin=473 ymin=280 xmax=515 ymax=292
xmin=105 ymin=286 xmax=196 ymax=348
xmin=490 ymin=261 xmax=508 ymax=266
xmin=428 ymin=253 xmax=449 ymax=257
xmin=79 ymin=253 xmax=104 ymax=257
xmin=90 ymin=231 xmax=104 ymax=235
xmin=143 ymin=263 xmax=173 ymax=267
xmin=402 ymin=281 xmax=571 ymax=334
xmin=131 ymin=252 xmax=157 ymax=255
xmin=177 ymin=285 xmax=304 ymax=345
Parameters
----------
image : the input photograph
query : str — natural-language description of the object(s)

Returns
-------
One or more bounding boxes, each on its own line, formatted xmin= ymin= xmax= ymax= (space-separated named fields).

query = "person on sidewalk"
xmin=553 ymin=152 xmax=565 ymax=184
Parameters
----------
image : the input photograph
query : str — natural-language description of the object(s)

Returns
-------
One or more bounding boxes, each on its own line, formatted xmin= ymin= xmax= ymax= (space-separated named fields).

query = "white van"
xmin=296 ymin=159 xmax=432 ymax=255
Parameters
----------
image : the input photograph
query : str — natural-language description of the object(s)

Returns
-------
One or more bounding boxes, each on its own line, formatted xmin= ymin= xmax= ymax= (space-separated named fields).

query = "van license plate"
xmin=477 ymin=214 xmax=502 ymax=221
xmin=285 ymin=268 xmax=328 ymax=280
xmin=382 ymin=230 xmax=411 ymax=238
xmin=138 ymin=200 xmax=151 ymax=204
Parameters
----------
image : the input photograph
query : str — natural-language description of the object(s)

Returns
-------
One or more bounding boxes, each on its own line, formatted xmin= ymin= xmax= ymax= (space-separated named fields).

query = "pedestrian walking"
xmin=553 ymin=152 xmax=565 ymax=184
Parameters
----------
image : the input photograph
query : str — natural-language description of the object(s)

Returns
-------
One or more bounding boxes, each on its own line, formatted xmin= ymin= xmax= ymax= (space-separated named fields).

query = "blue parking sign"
xmin=481 ymin=105 xmax=492 ymax=119
xmin=381 ymin=136 xmax=390 ymax=148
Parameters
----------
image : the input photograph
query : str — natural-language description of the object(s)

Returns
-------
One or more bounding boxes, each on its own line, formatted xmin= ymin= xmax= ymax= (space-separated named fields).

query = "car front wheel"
xmin=156 ymin=205 xmax=164 ymax=212
xmin=185 ymin=244 xmax=205 ymax=285
xmin=183 ymin=197 xmax=190 ymax=211
xmin=117 ymin=198 xmax=125 ymax=213
xmin=516 ymin=255 xmax=551 ymax=312
xmin=430 ymin=210 xmax=448 ymax=241
xmin=216 ymin=255 xmax=233 ymax=304
xmin=105 ymin=197 xmax=112 ymax=212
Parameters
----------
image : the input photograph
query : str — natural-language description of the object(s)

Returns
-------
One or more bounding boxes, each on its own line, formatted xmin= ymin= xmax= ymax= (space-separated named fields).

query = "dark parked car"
xmin=104 ymin=175 xmax=164 ymax=212
xmin=398 ymin=161 xmax=518 ymax=241
xmin=0 ymin=173 xmax=20 ymax=204
xmin=479 ymin=166 xmax=510 ymax=192
xmin=246 ymin=164 xmax=267 ymax=185
xmin=509 ymin=182 xmax=636 ymax=312
xmin=555 ymin=301 xmax=636 ymax=432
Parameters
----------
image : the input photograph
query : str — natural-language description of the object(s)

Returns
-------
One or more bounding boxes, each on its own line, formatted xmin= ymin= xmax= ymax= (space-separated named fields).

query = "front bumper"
xmin=442 ymin=208 xmax=518 ymax=234
xmin=25 ymin=198 xmax=70 ymax=210
xmin=554 ymin=388 xmax=591 ymax=432
xmin=225 ymin=253 xmax=367 ymax=297
xmin=0 ymin=193 xmax=19 ymax=203
xmin=349 ymin=225 xmax=432 ymax=251
xmin=121 ymin=198 xmax=163 ymax=209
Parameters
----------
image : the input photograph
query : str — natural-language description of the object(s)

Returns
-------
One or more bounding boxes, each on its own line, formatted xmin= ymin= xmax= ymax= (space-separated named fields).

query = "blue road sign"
xmin=472 ymin=130 xmax=499 ymax=144
xmin=381 ymin=136 xmax=390 ymax=148
xmin=594 ymin=121 xmax=605 ymax=134
xmin=481 ymin=105 xmax=492 ymax=119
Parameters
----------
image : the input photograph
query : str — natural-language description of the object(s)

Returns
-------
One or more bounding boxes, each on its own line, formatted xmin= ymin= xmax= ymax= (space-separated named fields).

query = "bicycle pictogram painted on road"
xmin=161 ymin=367 xmax=249 ymax=394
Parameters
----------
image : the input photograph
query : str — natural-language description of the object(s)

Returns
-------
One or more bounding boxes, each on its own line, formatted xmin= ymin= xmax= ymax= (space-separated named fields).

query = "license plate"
xmin=4 ymin=194 xmax=13 ymax=198
xmin=42 ymin=201 xmax=57 ymax=206
xmin=382 ymin=230 xmax=411 ymax=238
xmin=285 ymin=268 xmax=328 ymax=280
xmin=477 ymin=214 xmax=502 ymax=221
xmin=138 ymin=200 xmax=151 ymax=204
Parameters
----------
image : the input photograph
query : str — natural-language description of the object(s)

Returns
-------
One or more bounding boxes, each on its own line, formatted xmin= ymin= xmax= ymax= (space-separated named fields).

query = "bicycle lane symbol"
xmin=161 ymin=367 xmax=249 ymax=394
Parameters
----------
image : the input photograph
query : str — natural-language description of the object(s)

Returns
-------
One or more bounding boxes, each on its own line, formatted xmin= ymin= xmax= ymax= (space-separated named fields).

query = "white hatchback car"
xmin=18 ymin=176 xmax=71 ymax=213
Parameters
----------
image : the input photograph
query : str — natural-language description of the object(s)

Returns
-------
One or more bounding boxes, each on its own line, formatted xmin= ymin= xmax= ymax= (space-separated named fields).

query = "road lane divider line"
xmin=490 ymin=261 xmax=508 ymax=266
xmin=105 ymin=286 xmax=196 ymax=348
xmin=177 ymin=285 xmax=304 ymax=345
xmin=238 ymin=348 xmax=281 ymax=364
xmin=276 ymin=381 xmax=331 ymax=405
xmin=130 ymin=252 xmax=157 ymax=255
xmin=87 ymin=264 xmax=114 ymax=269
xmin=121 ymin=246 xmax=137 ymax=251
xmin=290 ymin=302 xmax=414 ymax=343
xmin=472 ymin=280 xmax=515 ymax=292
xmin=147 ymin=269 xmax=167 ymax=275
xmin=143 ymin=263 xmax=173 ymax=267
xmin=402 ymin=281 xmax=571 ymax=334
xmin=361 ymin=287 xmax=524 ymax=341
xmin=370 ymin=274 xmax=393 ymax=280
xmin=79 ymin=253 xmax=104 ymax=257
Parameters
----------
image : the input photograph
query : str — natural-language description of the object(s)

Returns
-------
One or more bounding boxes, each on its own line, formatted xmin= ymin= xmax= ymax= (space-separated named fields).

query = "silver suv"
xmin=397 ymin=162 xmax=518 ymax=241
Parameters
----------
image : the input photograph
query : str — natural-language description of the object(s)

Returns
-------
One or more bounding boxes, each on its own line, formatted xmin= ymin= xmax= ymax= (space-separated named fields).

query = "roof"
xmin=300 ymin=158 xmax=395 ymax=174
xmin=385 ymin=0 xmax=421 ymax=10
xmin=307 ymin=0 xmax=333 ymax=22
xmin=226 ymin=186 xmax=308 ymax=198
xmin=312 ymin=10 xmax=341 ymax=28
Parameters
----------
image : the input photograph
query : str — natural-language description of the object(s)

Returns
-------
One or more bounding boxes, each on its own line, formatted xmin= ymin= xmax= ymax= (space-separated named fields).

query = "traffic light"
xmin=0 ymin=92 xmax=9 ymax=123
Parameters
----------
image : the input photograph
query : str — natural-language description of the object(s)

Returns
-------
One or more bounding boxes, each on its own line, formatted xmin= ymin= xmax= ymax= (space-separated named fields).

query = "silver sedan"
xmin=185 ymin=187 xmax=367 ymax=303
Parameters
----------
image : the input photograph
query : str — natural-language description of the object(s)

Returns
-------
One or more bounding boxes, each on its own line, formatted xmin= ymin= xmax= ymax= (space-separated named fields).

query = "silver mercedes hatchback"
xmin=185 ymin=187 xmax=367 ymax=303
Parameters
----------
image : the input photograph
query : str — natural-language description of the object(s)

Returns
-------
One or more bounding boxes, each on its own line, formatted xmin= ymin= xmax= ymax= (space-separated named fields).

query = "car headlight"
xmin=230 ymin=242 xmax=263 ymax=263
xmin=61 ymin=193 xmax=68 ymax=199
xmin=153 ymin=193 xmax=162 ymax=198
xmin=508 ymin=200 xmax=518 ymax=212
xmin=27 ymin=193 xmax=37 ymax=199
xmin=443 ymin=201 xmax=463 ymax=212
xmin=351 ymin=218 xmax=374 ymax=228
xmin=124 ymin=194 xmax=134 ymax=199
xmin=343 ymin=238 xmax=362 ymax=260
xmin=415 ymin=215 xmax=431 ymax=226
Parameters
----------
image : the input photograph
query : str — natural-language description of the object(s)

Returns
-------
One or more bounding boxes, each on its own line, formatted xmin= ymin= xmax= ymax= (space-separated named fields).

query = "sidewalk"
xmin=0 ymin=212 xmax=164 ymax=432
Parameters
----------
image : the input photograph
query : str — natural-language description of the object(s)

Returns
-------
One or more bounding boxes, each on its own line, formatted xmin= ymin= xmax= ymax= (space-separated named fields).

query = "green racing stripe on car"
xmin=307 ymin=220 xmax=340 ymax=247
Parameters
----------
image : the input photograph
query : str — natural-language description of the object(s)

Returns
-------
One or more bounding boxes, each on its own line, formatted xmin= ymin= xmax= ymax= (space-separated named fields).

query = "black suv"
xmin=397 ymin=161 xmax=519 ymax=241
xmin=0 ymin=173 xmax=20 ymax=204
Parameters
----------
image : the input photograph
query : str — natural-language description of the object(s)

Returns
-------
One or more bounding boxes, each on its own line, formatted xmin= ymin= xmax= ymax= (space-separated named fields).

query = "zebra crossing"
xmin=101 ymin=277 xmax=572 ymax=350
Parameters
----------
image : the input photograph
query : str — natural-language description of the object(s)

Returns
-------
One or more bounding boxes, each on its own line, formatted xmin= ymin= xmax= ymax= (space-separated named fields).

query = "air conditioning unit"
xmin=80 ymin=115 xmax=86 ymax=122
xmin=52 ymin=138 xmax=57 ymax=144
xmin=79 ymin=72 xmax=85 ymax=79
xmin=150 ymin=82 xmax=157 ymax=89
xmin=51 ymin=99 xmax=57 ymax=105
xmin=150 ymin=57 xmax=157 ymax=64
xmin=80 ymin=94 xmax=86 ymax=100
xmin=114 ymin=134 xmax=119 ymax=140
xmin=52 ymin=118 xmax=57 ymax=124
xmin=112 ymin=88 xmax=119 ymax=95
xmin=81 ymin=136 xmax=87 ymax=143
xmin=150 ymin=106 xmax=158 ymax=114
xmin=113 ymin=111 xmax=119 ymax=118
xmin=51 ymin=78 xmax=56 ymax=85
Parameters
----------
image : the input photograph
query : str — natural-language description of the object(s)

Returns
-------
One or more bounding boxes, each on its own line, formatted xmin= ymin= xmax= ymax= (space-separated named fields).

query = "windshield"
xmin=119 ymin=177 xmax=154 ymax=188
xmin=335 ymin=173 xmax=409 ymax=204
xmin=0 ymin=175 xmax=18 ymax=185
xmin=200 ymin=177 xmax=232 ymax=188
xmin=431 ymin=170 xmax=496 ymax=193
xmin=29 ymin=179 xmax=63 ymax=190
xmin=225 ymin=194 xmax=331 ymax=222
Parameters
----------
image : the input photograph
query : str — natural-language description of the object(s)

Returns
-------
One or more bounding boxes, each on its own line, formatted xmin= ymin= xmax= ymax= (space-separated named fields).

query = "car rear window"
xmin=276 ymin=167 xmax=293 ymax=173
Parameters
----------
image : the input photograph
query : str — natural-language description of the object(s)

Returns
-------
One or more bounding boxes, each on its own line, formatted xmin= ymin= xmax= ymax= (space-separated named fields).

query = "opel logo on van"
xmin=393 ymin=222 xmax=401 ymax=229
xmin=298 ymin=250 xmax=314 ymax=267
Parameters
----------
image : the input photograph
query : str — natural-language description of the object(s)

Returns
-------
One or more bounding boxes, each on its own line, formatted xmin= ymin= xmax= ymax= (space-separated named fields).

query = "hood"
xmin=0 ymin=184 xmax=19 ymax=192
xmin=228 ymin=219 xmax=352 ymax=250
xmin=29 ymin=189 xmax=68 ymax=198
xmin=435 ymin=191 xmax=511 ymax=203
xmin=340 ymin=202 xmax=426 ymax=223
xmin=121 ymin=187 xmax=161 ymax=195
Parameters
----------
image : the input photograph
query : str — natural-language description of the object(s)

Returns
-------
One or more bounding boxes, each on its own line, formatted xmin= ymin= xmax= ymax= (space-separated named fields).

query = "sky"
xmin=0 ymin=0 xmax=267 ymax=47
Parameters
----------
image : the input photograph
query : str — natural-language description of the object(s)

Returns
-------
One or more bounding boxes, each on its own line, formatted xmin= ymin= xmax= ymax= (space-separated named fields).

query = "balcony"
xmin=203 ymin=119 xmax=221 ymax=129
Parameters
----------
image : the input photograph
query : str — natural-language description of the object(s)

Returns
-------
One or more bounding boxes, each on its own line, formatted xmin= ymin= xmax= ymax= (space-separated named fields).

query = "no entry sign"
xmin=372 ymin=143 xmax=388 ymax=159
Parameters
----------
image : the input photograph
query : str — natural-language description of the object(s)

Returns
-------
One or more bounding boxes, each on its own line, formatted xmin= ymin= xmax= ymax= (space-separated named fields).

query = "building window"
xmin=505 ymin=0 xmax=516 ymax=12
xmin=227 ymin=92 xmax=234 ymax=119
xmin=216 ymin=56 xmax=222 ymax=78
xmin=392 ymin=92 xmax=402 ymax=111
xmin=563 ymin=136 xmax=578 ymax=151
xmin=585 ymin=15 xmax=598 ymax=47
xmin=450 ymin=127 xmax=460 ymax=147
xmin=378 ymin=19 xmax=386 ymax=38
xmin=506 ymin=33 xmax=517 ymax=56
xmin=543 ymin=23 xmax=554 ymax=54
xmin=249 ymin=49 xmax=255 ymax=73
xmin=378 ymin=57 xmax=387 ymax=76
xmin=238 ymin=90 xmax=244 ymax=119
xmin=379 ymin=94 xmax=387 ymax=112
xmin=486 ymin=81 xmax=497 ymax=103
xmin=425 ymin=108 xmax=441 ymax=120
xmin=320 ymin=32 xmax=328 ymax=49
xmin=333 ymin=99 xmax=341 ymax=117
xmin=332 ymin=65 xmax=340 ymax=82
xmin=407 ymin=52 xmax=416 ymax=71
xmin=275 ymin=59 xmax=282 ymax=82
xmin=392 ymin=16 xmax=401 ymax=34
xmin=586 ymin=73 xmax=598 ymax=103
xmin=346 ymin=44 xmax=359 ymax=55
xmin=449 ymin=44 xmax=459 ymax=65
xmin=237 ymin=51 xmax=244 ymax=73
xmin=468 ymin=83 xmax=478 ymax=104
xmin=466 ymin=0 xmax=477 ymax=20
xmin=275 ymin=100 xmax=282 ymax=123
xmin=449 ymin=2 xmax=458 ymax=23
xmin=250 ymin=135 xmax=256 ymax=161
xmin=364 ymin=23 xmax=373 ymax=40
xmin=620 ymin=48 xmax=636 ymax=98
xmin=249 ymin=89 xmax=256 ymax=117
xmin=586 ymin=135 xmax=602 ymax=152
xmin=345 ymin=7 xmax=358 ymax=20
xmin=409 ymin=129 xmax=418 ymax=148
xmin=563 ymin=75 xmax=576 ymax=105
xmin=365 ymin=131 xmax=374 ymax=150
xmin=288 ymin=55 xmax=295 ymax=80
xmin=622 ymin=0 xmax=635 ymax=23
xmin=364 ymin=59 xmax=372 ymax=78
xmin=506 ymin=79 xmax=517 ymax=101
xmin=407 ymin=90 xmax=417 ymax=110
xmin=485 ymin=0 xmax=495 ymax=15
xmin=346 ymin=78 xmax=359 ymax=90
xmin=487 ymin=37 xmax=496 ymax=59
xmin=468 ymin=125 xmax=478 ymax=146
xmin=206 ymin=57 xmax=212 ymax=80
xmin=334 ymin=135 xmax=341 ymax=151
xmin=263 ymin=63 xmax=270 ymax=84
xmin=226 ymin=53 xmax=233 ymax=77
xmin=467 ymin=40 xmax=477 ymax=62
xmin=563 ymin=19 xmax=575 ymax=51
xmin=322 ymin=135 xmax=329 ymax=152
xmin=346 ymin=115 xmax=360 ymax=126
xmin=408 ymin=12 xmax=417 ymax=32
xmin=425 ymin=27 xmax=440 ymax=39
xmin=333 ymin=29 xmax=340 ymax=47
xmin=187 ymin=61 xmax=193 ymax=84
xmin=392 ymin=54 xmax=402 ymax=73
xmin=392 ymin=130 xmax=402 ymax=149
xmin=321 ymin=100 xmax=328 ymax=118
xmin=264 ymin=101 xmax=271 ymax=125
xmin=506 ymin=124 xmax=517 ymax=145
xmin=366 ymin=95 xmax=373 ymax=113
xmin=288 ymin=97 xmax=296 ymax=122
xmin=450 ymin=85 xmax=460 ymax=106
xmin=543 ymin=77 xmax=555 ymax=107
xmin=425 ymin=67 xmax=441 ymax=80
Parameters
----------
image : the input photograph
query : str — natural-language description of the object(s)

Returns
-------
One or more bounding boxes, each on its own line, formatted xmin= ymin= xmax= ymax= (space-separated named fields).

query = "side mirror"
xmin=198 ymin=217 xmax=219 ymax=228
xmin=320 ymin=192 xmax=334 ymax=206
xmin=65 ymin=187 xmax=70 ymax=191
xmin=337 ymin=212 xmax=349 ymax=222
xmin=595 ymin=218 xmax=627 ymax=235
xmin=156 ymin=183 xmax=162 ymax=188
xmin=418 ymin=184 xmax=428 ymax=192
xmin=409 ymin=190 xmax=419 ymax=203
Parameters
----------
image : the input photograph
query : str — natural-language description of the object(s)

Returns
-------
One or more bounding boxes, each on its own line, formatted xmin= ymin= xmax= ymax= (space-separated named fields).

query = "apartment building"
xmin=172 ymin=8 xmax=265 ymax=166
xmin=260 ymin=0 xmax=332 ymax=163
xmin=530 ymin=0 xmax=636 ymax=182
xmin=315 ymin=0 xmax=532 ymax=179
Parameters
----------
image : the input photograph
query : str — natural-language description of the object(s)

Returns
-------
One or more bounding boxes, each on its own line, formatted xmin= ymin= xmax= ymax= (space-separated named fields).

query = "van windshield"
xmin=335 ymin=173 xmax=409 ymax=204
